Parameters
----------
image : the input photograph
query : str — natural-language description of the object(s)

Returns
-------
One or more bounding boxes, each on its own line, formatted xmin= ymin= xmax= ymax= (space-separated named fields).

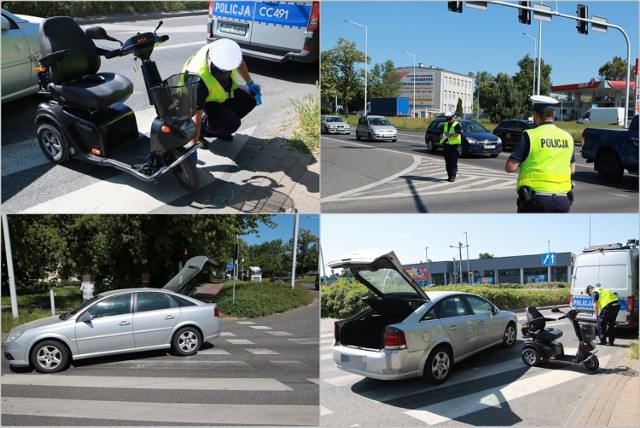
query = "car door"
xmin=437 ymin=295 xmax=478 ymax=358
xmin=75 ymin=294 xmax=134 ymax=356
xmin=1 ymin=12 xmax=33 ymax=97
xmin=249 ymin=1 xmax=313 ymax=54
xmin=132 ymin=292 xmax=181 ymax=348
xmin=463 ymin=294 xmax=502 ymax=347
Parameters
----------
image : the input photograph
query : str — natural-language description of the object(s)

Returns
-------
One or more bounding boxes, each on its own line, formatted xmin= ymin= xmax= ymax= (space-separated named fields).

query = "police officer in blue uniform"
xmin=505 ymin=95 xmax=576 ymax=213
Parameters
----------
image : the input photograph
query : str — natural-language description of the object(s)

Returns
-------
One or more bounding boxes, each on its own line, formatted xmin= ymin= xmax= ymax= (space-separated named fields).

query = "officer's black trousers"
xmin=596 ymin=303 xmax=620 ymax=344
xmin=202 ymin=88 xmax=257 ymax=137
xmin=443 ymin=144 xmax=459 ymax=179
xmin=517 ymin=194 xmax=571 ymax=213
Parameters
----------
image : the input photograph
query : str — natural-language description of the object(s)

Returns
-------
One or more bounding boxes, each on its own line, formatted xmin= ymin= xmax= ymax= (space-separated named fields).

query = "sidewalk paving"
xmin=573 ymin=350 xmax=639 ymax=426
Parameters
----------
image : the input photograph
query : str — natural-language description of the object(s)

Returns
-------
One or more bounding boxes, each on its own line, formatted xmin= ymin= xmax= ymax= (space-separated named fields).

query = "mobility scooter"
xmin=520 ymin=306 xmax=599 ymax=371
xmin=34 ymin=17 xmax=202 ymax=190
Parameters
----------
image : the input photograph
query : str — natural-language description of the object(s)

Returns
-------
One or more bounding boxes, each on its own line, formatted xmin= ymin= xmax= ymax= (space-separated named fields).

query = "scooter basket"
xmin=579 ymin=323 xmax=596 ymax=341
xmin=150 ymin=72 xmax=200 ymax=122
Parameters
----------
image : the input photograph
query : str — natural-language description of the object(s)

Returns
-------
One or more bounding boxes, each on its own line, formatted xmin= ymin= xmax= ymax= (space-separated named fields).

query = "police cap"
xmin=208 ymin=38 xmax=243 ymax=72
xmin=531 ymin=95 xmax=559 ymax=110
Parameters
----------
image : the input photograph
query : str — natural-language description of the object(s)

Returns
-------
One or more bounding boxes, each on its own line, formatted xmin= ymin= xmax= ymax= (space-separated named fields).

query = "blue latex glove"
xmin=248 ymin=81 xmax=262 ymax=106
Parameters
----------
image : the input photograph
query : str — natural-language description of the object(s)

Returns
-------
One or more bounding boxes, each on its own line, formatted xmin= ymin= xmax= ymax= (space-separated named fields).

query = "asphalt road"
xmin=1 ymin=288 xmax=320 ymax=425
xmin=320 ymin=307 xmax=637 ymax=426
xmin=1 ymin=14 xmax=318 ymax=213
xmin=320 ymin=128 xmax=639 ymax=213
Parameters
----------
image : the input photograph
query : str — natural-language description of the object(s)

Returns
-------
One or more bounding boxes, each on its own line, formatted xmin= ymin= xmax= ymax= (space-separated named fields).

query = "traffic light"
xmin=518 ymin=1 xmax=531 ymax=25
xmin=448 ymin=1 xmax=463 ymax=13
xmin=577 ymin=4 xmax=588 ymax=34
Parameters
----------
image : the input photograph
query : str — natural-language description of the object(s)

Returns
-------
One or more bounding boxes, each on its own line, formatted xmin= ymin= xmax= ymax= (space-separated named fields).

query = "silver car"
xmin=321 ymin=115 xmax=351 ymax=135
xmin=2 ymin=256 xmax=222 ymax=373
xmin=330 ymin=249 xmax=518 ymax=384
xmin=356 ymin=115 xmax=398 ymax=142
xmin=1 ymin=8 xmax=43 ymax=103
xmin=206 ymin=1 xmax=319 ymax=63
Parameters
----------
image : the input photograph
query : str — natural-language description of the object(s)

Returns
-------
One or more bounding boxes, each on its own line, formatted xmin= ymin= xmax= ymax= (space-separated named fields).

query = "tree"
xmin=320 ymin=38 xmax=367 ymax=114
xmin=484 ymin=73 xmax=527 ymax=123
xmin=455 ymin=98 xmax=463 ymax=115
xmin=472 ymin=71 xmax=496 ymax=117
xmin=598 ymin=56 xmax=636 ymax=81
xmin=478 ymin=253 xmax=495 ymax=259
xmin=368 ymin=60 xmax=402 ymax=99
xmin=291 ymin=229 xmax=319 ymax=276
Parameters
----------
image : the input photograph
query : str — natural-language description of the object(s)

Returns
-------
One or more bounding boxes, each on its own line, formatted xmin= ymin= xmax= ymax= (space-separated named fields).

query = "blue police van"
xmin=206 ymin=1 xmax=319 ymax=63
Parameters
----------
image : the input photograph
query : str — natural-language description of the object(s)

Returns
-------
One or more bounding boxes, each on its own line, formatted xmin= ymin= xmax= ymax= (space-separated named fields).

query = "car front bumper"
xmin=2 ymin=339 xmax=30 ymax=367
xmin=370 ymin=133 xmax=397 ymax=141
xmin=332 ymin=343 xmax=418 ymax=380
xmin=326 ymin=127 xmax=351 ymax=134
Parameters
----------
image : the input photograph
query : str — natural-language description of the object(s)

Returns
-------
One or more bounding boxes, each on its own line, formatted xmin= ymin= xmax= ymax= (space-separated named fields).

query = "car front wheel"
xmin=30 ymin=340 xmax=70 ymax=373
xmin=172 ymin=326 xmax=202 ymax=356
xmin=424 ymin=346 xmax=452 ymax=384
xmin=503 ymin=323 xmax=517 ymax=347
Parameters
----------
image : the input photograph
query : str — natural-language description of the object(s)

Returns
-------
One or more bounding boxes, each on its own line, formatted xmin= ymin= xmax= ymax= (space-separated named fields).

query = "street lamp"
xmin=522 ymin=32 xmax=537 ymax=96
xmin=402 ymin=50 xmax=416 ymax=118
xmin=344 ymin=20 xmax=368 ymax=114
xmin=450 ymin=242 xmax=463 ymax=284
xmin=425 ymin=246 xmax=431 ymax=285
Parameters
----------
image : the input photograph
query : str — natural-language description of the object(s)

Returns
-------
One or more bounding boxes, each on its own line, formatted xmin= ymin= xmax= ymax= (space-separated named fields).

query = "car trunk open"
xmin=336 ymin=295 xmax=426 ymax=350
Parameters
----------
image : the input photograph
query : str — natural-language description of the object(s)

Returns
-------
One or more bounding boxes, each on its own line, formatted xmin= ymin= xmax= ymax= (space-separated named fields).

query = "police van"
xmin=206 ymin=1 xmax=319 ymax=63
xmin=569 ymin=240 xmax=639 ymax=329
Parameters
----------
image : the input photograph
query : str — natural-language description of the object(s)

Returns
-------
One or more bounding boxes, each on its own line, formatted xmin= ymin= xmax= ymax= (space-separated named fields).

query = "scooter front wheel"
xmin=521 ymin=347 xmax=539 ymax=367
xmin=167 ymin=148 xmax=199 ymax=191
xmin=37 ymin=122 xmax=69 ymax=163
xmin=584 ymin=354 xmax=599 ymax=372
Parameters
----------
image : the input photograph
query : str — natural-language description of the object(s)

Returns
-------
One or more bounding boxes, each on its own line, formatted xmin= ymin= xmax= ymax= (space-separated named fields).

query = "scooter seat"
xmin=531 ymin=327 xmax=563 ymax=342
xmin=50 ymin=72 xmax=133 ymax=110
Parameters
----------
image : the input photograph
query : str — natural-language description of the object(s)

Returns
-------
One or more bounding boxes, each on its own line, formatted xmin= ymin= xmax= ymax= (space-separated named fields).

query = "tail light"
xmin=214 ymin=306 xmax=220 ymax=317
xmin=628 ymin=295 xmax=636 ymax=313
xmin=208 ymin=1 xmax=214 ymax=18
xmin=307 ymin=1 xmax=319 ymax=31
xmin=569 ymin=294 xmax=574 ymax=307
xmin=384 ymin=328 xmax=407 ymax=350
xmin=581 ymin=131 xmax=586 ymax=147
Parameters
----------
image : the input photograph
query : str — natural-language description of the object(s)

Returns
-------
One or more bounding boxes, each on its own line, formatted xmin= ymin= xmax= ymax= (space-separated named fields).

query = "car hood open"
xmin=162 ymin=255 xmax=217 ymax=295
xmin=328 ymin=249 xmax=428 ymax=300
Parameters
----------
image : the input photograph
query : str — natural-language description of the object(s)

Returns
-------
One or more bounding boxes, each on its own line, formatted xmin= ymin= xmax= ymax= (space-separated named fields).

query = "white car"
xmin=321 ymin=115 xmax=351 ymax=135
xmin=1 ymin=8 xmax=43 ymax=103
xmin=330 ymin=249 xmax=518 ymax=384
xmin=355 ymin=115 xmax=398 ymax=142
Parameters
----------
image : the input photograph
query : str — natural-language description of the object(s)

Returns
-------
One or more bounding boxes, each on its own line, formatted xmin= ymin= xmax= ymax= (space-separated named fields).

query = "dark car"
xmin=424 ymin=118 xmax=502 ymax=157
xmin=492 ymin=119 xmax=536 ymax=150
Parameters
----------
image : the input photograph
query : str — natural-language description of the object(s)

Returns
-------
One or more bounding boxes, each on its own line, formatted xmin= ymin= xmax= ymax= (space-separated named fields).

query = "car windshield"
xmin=325 ymin=117 xmax=344 ymax=123
xmin=370 ymin=118 xmax=392 ymax=126
xmin=356 ymin=267 xmax=418 ymax=295
xmin=461 ymin=122 xmax=489 ymax=133
xmin=59 ymin=295 xmax=101 ymax=320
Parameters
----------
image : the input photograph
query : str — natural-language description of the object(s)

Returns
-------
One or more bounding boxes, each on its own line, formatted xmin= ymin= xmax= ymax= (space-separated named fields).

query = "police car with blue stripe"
xmin=207 ymin=1 xmax=319 ymax=63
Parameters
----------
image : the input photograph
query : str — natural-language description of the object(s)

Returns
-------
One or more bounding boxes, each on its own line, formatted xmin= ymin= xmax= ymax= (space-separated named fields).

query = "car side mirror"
xmin=79 ymin=312 xmax=93 ymax=323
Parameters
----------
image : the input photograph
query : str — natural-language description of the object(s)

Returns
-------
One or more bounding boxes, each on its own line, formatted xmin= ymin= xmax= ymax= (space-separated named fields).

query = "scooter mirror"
xmin=551 ymin=307 xmax=561 ymax=313
xmin=86 ymin=27 xmax=122 ymax=45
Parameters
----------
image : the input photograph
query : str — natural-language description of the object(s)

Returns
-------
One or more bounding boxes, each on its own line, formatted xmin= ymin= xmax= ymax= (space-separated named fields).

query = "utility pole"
xmin=464 ymin=231 xmax=470 ymax=284
xmin=450 ymin=242 xmax=464 ymax=284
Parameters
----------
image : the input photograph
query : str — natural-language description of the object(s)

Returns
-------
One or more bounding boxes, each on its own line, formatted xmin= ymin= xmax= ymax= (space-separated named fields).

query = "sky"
xmin=243 ymin=214 xmax=320 ymax=246
xmin=321 ymin=0 xmax=639 ymax=86
xmin=320 ymin=214 xmax=639 ymax=274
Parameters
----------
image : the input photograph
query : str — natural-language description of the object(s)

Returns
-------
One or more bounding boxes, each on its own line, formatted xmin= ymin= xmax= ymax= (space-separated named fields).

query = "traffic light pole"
xmin=485 ymin=0 xmax=632 ymax=126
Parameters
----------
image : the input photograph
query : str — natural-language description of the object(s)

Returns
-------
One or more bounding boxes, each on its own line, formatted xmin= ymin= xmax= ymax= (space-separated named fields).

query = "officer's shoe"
xmin=213 ymin=133 xmax=234 ymax=141
xmin=608 ymin=341 xmax=615 ymax=346
xmin=447 ymin=176 xmax=456 ymax=182
xmin=599 ymin=340 xmax=607 ymax=346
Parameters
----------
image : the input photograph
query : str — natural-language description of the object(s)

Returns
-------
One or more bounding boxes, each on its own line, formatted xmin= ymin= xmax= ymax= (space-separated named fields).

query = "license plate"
xmin=219 ymin=23 xmax=248 ymax=36
xmin=484 ymin=145 xmax=496 ymax=149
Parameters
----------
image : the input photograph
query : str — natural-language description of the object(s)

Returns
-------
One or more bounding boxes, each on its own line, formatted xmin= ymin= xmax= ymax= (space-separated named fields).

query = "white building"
xmin=396 ymin=65 xmax=475 ymax=118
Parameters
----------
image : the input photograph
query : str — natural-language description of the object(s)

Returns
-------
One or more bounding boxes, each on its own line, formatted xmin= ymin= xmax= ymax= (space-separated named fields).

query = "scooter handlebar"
xmin=104 ymin=49 xmax=122 ymax=59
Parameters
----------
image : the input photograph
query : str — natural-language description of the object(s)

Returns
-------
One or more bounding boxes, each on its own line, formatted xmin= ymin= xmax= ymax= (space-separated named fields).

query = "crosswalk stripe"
xmin=1 ymin=374 xmax=292 ymax=391
xmin=227 ymin=339 xmax=255 ymax=345
xmin=268 ymin=331 xmax=293 ymax=336
xmin=250 ymin=325 xmax=272 ymax=330
xmin=1 ymin=397 xmax=318 ymax=425
xmin=246 ymin=348 xmax=279 ymax=355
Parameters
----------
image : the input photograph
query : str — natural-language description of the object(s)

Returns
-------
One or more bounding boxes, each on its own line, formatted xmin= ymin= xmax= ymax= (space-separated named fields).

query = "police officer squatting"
xmin=183 ymin=38 xmax=262 ymax=152
xmin=505 ymin=95 xmax=576 ymax=213
xmin=586 ymin=284 xmax=621 ymax=346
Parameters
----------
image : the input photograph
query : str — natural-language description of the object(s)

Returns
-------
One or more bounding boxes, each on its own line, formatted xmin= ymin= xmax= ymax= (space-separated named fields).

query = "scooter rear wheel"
xmin=37 ymin=122 xmax=69 ymax=163
xmin=167 ymin=148 xmax=199 ymax=191
xmin=522 ymin=347 xmax=539 ymax=367
xmin=584 ymin=354 xmax=599 ymax=372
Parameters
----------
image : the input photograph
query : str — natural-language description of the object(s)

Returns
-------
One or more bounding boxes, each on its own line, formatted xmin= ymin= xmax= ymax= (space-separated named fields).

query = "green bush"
xmin=321 ymin=280 xmax=570 ymax=319
xmin=214 ymin=282 xmax=314 ymax=318
xmin=2 ymin=2 xmax=204 ymax=18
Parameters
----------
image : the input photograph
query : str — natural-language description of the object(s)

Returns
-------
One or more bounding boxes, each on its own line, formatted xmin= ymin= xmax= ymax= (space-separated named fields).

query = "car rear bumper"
xmin=332 ymin=344 xmax=418 ymax=380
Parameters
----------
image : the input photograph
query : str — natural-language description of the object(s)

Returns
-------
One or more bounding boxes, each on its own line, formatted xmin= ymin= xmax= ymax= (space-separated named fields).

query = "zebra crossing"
xmin=319 ymin=317 xmax=614 ymax=426
xmin=1 ymin=319 xmax=319 ymax=425
xmin=322 ymin=155 xmax=517 ymax=204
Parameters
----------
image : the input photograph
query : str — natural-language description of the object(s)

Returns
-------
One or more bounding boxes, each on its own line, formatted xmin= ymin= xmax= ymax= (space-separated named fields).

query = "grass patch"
xmin=1 ymin=286 xmax=83 ymax=311
xmin=2 ymin=2 xmax=204 ymax=17
xmin=288 ymin=91 xmax=320 ymax=155
xmin=2 ymin=309 xmax=59 ymax=333
xmin=214 ymin=282 xmax=314 ymax=318
xmin=630 ymin=340 xmax=639 ymax=360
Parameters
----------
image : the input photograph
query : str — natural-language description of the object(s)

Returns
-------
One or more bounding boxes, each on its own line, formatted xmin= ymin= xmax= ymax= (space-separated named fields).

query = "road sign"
xmin=541 ymin=252 xmax=557 ymax=266
xmin=227 ymin=262 xmax=234 ymax=271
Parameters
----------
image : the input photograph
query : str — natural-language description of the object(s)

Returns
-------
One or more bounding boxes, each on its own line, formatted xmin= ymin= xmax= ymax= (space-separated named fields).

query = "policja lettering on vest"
xmin=504 ymin=95 xmax=576 ymax=213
